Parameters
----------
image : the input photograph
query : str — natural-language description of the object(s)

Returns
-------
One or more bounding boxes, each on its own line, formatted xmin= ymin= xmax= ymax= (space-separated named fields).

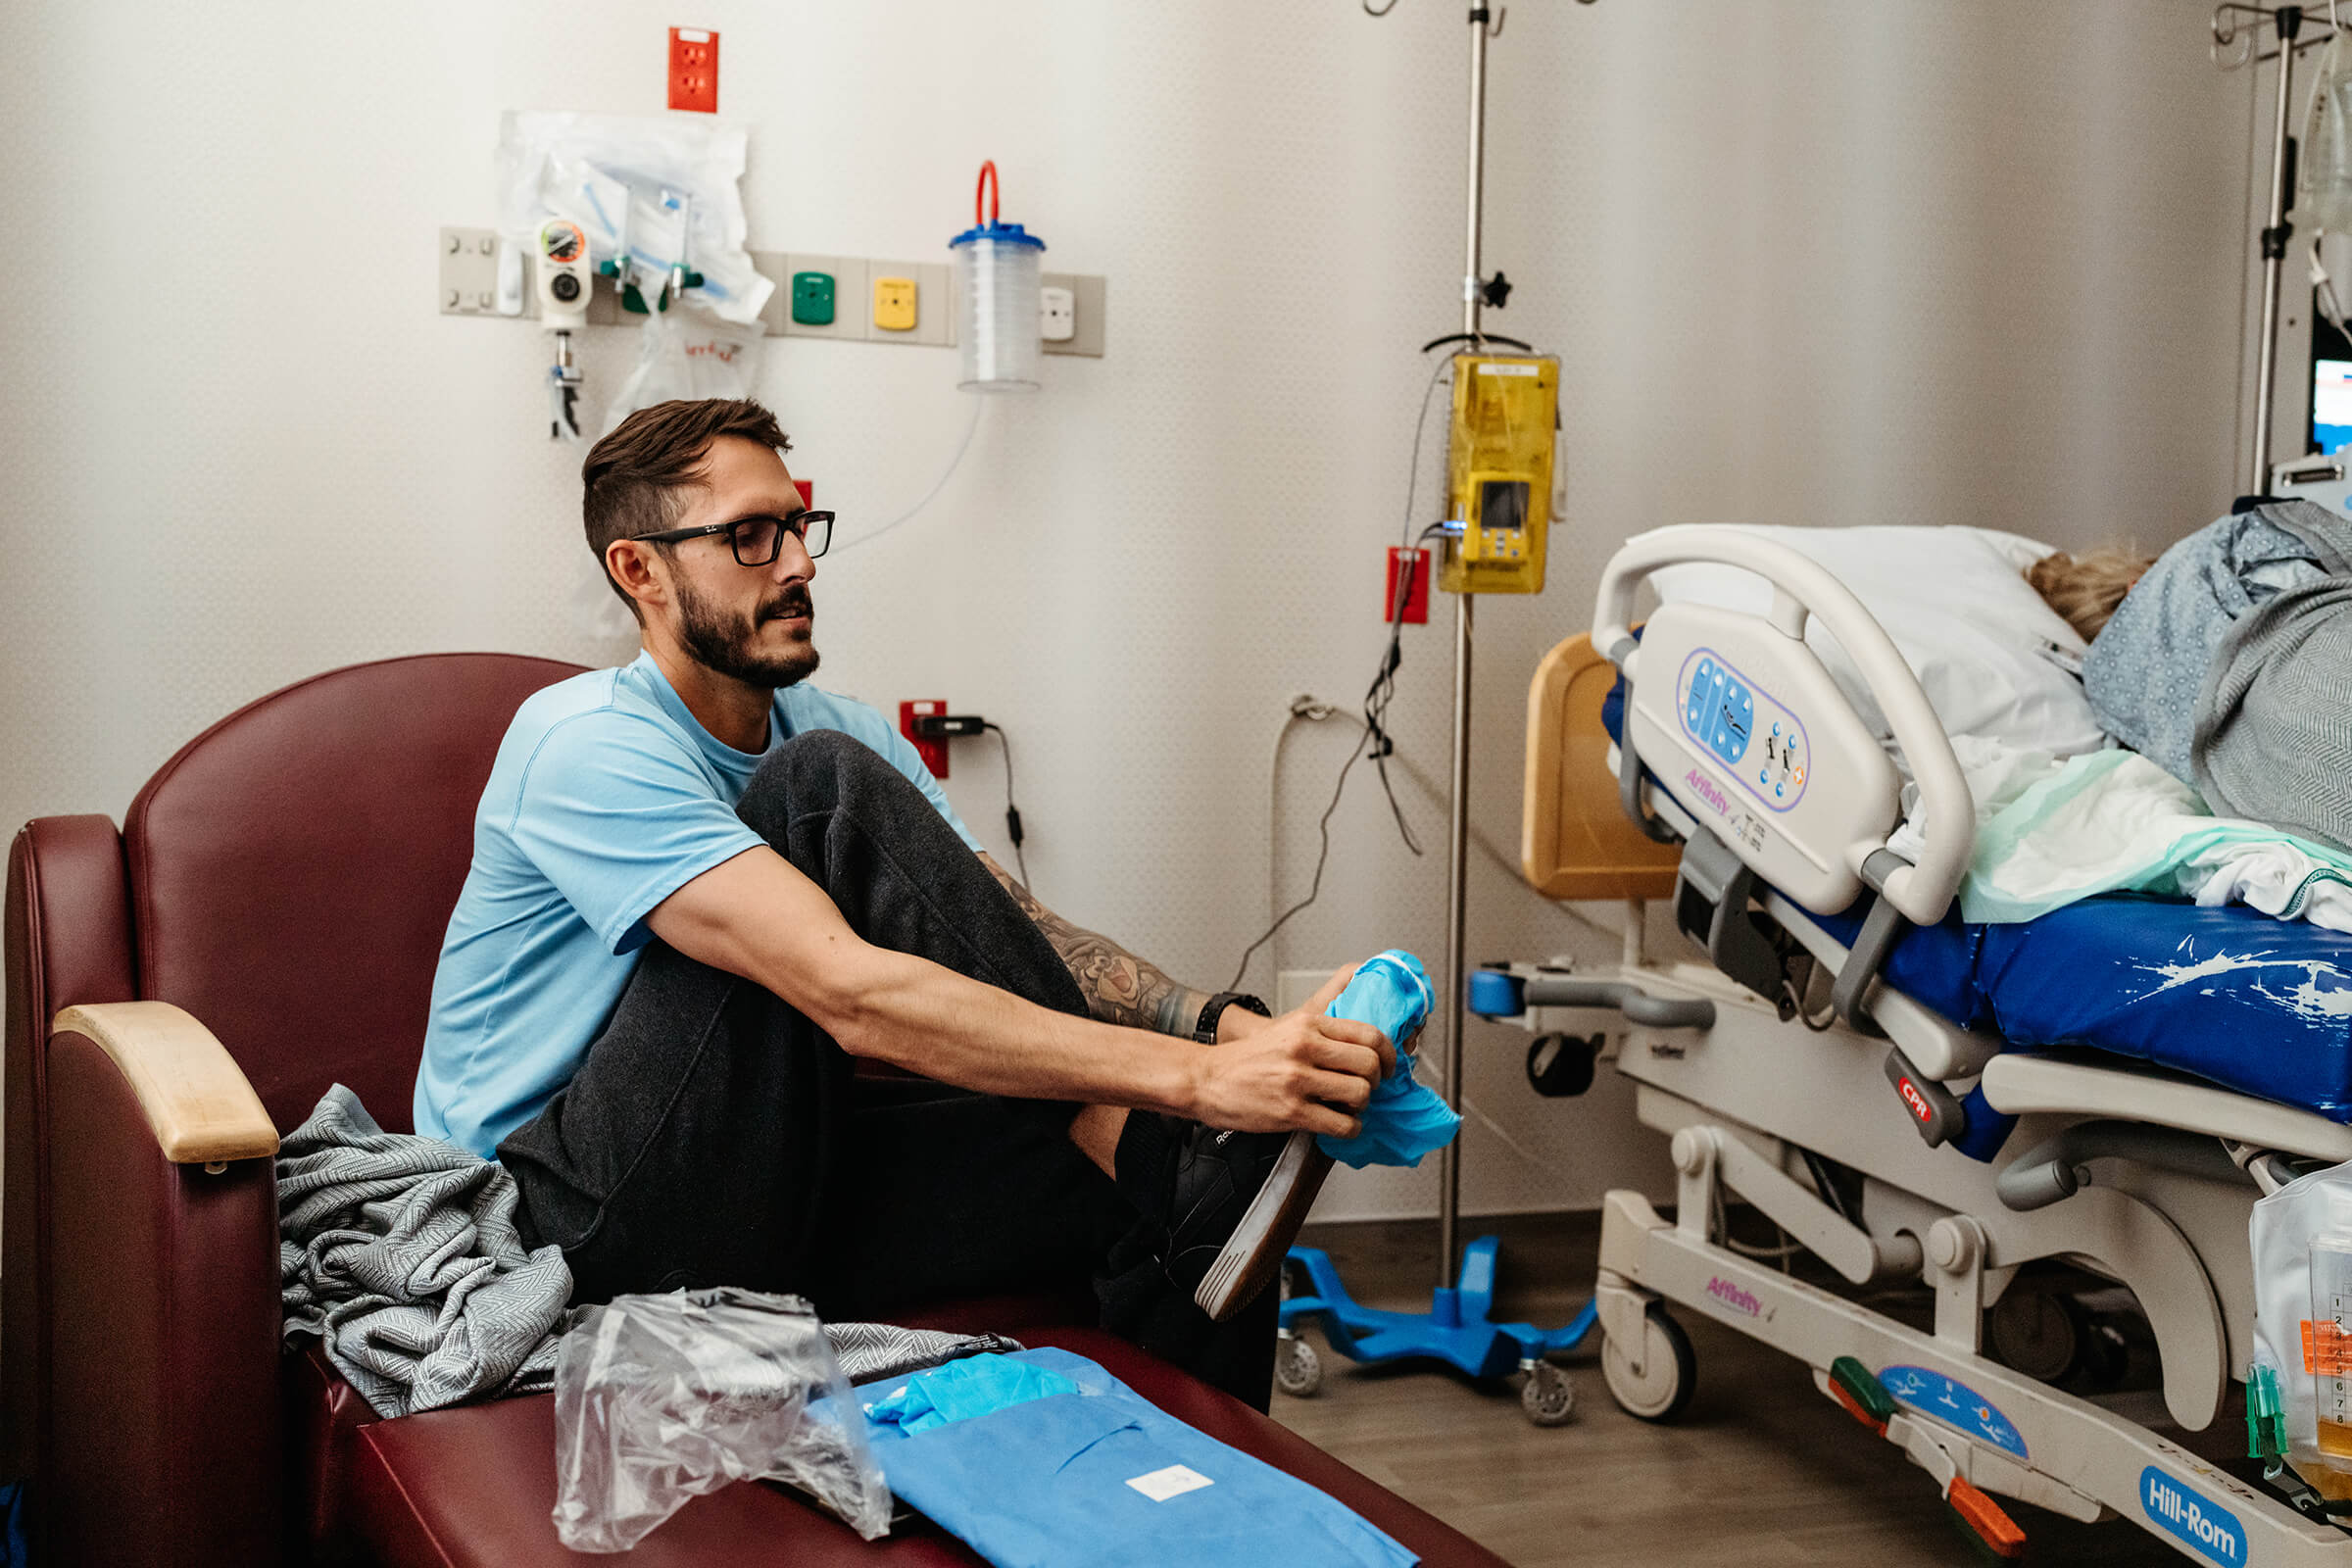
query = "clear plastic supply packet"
xmin=551 ymin=1287 xmax=893 ymax=1551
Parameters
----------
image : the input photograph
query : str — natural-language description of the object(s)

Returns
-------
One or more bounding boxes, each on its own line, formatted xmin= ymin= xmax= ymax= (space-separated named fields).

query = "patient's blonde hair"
xmin=2025 ymin=548 xmax=2155 ymax=643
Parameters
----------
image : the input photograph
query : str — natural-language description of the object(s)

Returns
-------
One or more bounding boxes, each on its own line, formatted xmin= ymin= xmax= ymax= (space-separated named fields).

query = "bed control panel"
xmin=1625 ymin=601 xmax=1901 ymax=916
xmin=1680 ymin=651 xmax=1808 ymax=809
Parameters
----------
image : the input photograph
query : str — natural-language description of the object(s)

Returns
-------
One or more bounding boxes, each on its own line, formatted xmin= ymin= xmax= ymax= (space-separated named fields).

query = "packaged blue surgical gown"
xmin=1315 ymin=951 xmax=1461 ymax=1170
xmin=858 ymin=1347 xmax=1418 ymax=1568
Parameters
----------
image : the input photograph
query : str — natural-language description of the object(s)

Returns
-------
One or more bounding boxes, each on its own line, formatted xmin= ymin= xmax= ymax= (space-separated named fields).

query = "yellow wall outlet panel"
xmin=872 ymin=275 xmax=918 ymax=332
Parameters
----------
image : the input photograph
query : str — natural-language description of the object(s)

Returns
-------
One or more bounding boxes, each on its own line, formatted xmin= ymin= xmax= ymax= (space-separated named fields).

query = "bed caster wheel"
xmin=1520 ymin=1360 xmax=1575 ymax=1426
xmin=2081 ymin=1317 xmax=2131 ymax=1389
xmin=1602 ymin=1304 xmax=1696 ymax=1423
xmin=1274 ymin=1334 xmax=1323 ymax=1398
xmin=1986 ymin=1290 xmax=2088 ymax=1385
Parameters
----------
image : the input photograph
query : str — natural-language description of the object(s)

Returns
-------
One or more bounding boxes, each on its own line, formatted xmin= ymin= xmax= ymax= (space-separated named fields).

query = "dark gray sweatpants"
xmin=497 ymin=729 xmax=1275 ymax=1403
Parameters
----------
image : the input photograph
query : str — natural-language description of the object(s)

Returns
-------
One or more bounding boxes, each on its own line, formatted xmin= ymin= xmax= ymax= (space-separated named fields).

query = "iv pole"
xmin=1437 ymin=0 xmax=1494 ymax=1291
xmin=2250 ymin=5 xmax=2304 ymax=494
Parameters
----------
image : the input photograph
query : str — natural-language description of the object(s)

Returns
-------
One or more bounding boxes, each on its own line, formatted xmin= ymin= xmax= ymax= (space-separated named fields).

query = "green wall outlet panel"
xmin=791 ymin=270 xmax=836 ymax=326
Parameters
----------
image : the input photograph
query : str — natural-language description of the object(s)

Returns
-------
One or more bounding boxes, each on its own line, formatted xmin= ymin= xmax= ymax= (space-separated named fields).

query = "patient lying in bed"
xmin=1639 ymin=514 xmax=2352 ymax=932
xmin=2031 ymin=499 xmax=2352 ymax=854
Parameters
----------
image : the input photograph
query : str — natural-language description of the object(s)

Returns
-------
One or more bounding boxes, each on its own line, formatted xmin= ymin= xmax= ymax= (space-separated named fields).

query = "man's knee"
xmin=739 ymin=729 xmax=916 ymax=838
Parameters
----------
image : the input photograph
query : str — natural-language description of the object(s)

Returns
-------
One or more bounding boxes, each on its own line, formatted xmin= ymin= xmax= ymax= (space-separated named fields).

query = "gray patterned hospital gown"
xmin=2081 ymin=504 xmax=2331 ymax=787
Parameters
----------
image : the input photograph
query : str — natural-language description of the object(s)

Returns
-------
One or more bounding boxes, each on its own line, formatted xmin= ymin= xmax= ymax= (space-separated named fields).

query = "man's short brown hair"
xmin=582 ymin=398 xmax=793 ymax=613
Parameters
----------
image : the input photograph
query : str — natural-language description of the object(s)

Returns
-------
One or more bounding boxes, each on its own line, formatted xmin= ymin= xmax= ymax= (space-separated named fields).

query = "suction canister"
xmin=950 ymin=161 xmax=1045 ymax=392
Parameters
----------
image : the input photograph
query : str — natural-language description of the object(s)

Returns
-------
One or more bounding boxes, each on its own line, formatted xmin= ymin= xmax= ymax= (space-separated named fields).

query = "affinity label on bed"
xmin=2132 ymin=941 xmax=2352 ymax=1023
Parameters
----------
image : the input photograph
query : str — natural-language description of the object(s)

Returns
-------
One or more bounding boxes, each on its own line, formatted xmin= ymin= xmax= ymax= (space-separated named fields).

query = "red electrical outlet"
xmin=1385 ymin=546 xmax=1431 ymax=624
xmin=899 ymin=699 xmax=950 ymax=779
xmin=668 ymin=27 xmax=718 ymax=113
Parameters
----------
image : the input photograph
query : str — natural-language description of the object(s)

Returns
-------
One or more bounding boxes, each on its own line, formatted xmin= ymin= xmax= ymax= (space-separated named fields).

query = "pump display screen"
xmin=1479 ymin=479 xmax=1530 ymax=533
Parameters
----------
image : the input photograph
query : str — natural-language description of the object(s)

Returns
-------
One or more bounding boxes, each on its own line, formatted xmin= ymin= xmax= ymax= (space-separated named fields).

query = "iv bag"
xmin=2306 ymin=32 xmax=2352 ymax=233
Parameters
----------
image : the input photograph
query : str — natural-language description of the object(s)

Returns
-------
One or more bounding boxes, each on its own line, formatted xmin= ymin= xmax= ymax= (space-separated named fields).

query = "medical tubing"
xmin=1592 ymin=525 xmax=1975 ymax=927
xmin=831 ymin=396 xmax=985 ymax=557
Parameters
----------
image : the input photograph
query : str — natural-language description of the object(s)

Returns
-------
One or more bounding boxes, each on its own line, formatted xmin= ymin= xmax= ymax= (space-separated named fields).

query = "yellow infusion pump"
xmin=1439 ymin=352 xmax=1559 ymax=596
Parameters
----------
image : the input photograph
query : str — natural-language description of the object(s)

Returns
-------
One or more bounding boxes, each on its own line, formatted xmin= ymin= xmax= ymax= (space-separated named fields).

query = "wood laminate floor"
xmin=1274 ymin=1213 xmax=2234 ymax=1568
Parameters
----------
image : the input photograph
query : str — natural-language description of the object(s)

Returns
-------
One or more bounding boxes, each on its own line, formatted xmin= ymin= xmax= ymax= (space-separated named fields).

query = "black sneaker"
xmin=1161 ymin=1126 xmax=1334 ymax=1323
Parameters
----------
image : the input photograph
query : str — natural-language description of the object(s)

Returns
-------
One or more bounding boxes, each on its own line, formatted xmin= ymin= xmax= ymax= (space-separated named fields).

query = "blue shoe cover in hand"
xmin=1315 ymin=950 xmax=1463 ymax=1170
xmin=862 ymin=1352 xmax=1079 ymax=1436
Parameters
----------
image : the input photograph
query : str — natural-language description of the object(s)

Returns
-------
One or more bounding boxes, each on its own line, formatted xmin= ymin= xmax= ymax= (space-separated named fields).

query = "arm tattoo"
xmin=980 ymin=854 xmax=1213 ymax=1036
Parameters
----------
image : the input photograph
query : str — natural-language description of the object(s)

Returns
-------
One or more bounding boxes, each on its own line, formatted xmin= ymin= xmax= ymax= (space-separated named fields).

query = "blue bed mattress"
xmin=1818 ymin=897 xmax=2352 ymax=1121
xmin=1599 ymin=662 xmax=2352 ymax=1118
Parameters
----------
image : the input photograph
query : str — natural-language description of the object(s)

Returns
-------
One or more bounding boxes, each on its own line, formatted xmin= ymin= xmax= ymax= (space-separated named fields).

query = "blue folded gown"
xmin=858 ymin=1347 xmax=1418 ymax=1568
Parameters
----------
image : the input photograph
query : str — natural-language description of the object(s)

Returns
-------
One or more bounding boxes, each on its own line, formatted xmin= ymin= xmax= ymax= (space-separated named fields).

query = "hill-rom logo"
xmin=1705 ymin=1276 xmax=1761 ymax=1317
xmin=1683 ymin=767 xmax=1731 ymax=818
xmin=2141 ymin=1468 xmax=2244 ymax=1564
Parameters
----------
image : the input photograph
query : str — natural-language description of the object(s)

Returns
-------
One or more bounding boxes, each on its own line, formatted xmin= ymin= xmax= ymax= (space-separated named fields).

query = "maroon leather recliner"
xmin=3 ymin=654 xmax=1503 ymax=1568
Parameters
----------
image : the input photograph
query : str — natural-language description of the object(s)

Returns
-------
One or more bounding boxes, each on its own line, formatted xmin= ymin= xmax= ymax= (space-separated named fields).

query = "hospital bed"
xmin=1475 ymin=525 xmax=2352 ymax=1564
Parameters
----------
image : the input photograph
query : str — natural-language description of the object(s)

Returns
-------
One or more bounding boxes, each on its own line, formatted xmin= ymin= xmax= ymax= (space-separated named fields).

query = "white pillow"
xmin=1641 ymin=524 xmax=2109 ymax=760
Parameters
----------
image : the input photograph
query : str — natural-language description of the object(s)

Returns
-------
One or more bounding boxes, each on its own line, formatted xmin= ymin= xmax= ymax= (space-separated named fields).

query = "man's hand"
xmin=1190 ymin=962 xmax=1395 ymax=1136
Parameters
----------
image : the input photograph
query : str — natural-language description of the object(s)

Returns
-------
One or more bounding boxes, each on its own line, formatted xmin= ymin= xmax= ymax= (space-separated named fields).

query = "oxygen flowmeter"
xmin=535 ymin=219 xmax=590 ymax=440
xmin=1438 ymin=352 xmax=1559 ymax=595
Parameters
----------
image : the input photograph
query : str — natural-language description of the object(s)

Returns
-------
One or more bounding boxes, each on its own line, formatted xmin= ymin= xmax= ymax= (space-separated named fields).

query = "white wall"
xmin=0 ymin=1 xmax=2252 ymax=1222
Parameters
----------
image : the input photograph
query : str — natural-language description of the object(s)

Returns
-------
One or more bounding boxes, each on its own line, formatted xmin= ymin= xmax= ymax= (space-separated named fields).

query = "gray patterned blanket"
xmin=277 ymin=1084 xmax=571 ymax=1418
xmin=277 ymin=1085 xmax=1015 ymax=1419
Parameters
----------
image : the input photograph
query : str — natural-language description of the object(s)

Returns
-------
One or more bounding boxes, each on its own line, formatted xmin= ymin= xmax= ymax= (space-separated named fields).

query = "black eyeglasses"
xmin=636 ymin=510 xmax=834 ymax=565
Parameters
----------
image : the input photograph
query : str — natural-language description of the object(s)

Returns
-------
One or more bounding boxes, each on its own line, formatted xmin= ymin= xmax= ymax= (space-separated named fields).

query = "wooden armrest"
xmin=49 ymin=1002 xmax=278 ymax=1164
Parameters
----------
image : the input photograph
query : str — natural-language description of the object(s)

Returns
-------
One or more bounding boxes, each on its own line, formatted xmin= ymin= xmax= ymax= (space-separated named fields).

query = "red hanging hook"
xmin=975 ymin=161 xmax=1001 ymax=227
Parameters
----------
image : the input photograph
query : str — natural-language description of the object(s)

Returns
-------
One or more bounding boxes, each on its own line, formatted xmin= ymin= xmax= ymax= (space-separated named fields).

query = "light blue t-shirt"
xmin=416 ymin=652 xmax=980 ymax=1158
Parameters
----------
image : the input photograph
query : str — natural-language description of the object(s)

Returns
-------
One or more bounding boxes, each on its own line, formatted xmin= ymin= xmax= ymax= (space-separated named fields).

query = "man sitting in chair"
xmin=415 ymin=396 xmax=1391 ymax=1392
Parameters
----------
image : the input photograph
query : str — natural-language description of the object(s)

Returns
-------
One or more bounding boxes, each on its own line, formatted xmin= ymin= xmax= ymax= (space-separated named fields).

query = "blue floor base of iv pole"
xmin=1277 ymin=1234 xmax=1596 ymax=1383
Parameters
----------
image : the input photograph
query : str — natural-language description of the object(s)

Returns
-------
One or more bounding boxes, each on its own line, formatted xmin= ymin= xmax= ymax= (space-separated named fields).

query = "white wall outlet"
xmin=1039 ymin=271 xmax=1105 ymax=358
xmin=1040 ymin=285 xmax=1076 ymax=342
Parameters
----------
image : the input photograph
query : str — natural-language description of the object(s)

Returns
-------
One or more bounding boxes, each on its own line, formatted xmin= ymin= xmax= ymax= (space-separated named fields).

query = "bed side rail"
xmin=1592 ymin=524 xmax=1975 ymax=929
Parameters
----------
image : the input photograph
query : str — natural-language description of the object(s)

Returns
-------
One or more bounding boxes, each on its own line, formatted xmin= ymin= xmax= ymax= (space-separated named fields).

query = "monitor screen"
xmin=2318 ymin=361 xmax=2352 ymax=456
xmin=2315 ymin=304 xmax=2352 ymax=455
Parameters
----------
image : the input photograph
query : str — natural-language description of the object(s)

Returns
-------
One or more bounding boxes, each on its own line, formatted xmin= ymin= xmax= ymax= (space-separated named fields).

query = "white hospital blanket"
xmin=1895 ymin=747 xmax=2352 ymax=933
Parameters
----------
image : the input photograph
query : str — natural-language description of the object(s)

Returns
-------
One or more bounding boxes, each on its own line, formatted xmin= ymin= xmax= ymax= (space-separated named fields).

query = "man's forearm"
xmin=980 ymin=853 xmax=1217 ymax=1036
xmin=822 ymin=944 xmax=1209 ymax=1113
xmin=646 ymin=846 xmax=1209 ymax=1115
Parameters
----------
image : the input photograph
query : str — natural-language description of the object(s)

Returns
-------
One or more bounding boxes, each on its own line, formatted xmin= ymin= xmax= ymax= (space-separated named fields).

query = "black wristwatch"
xmin=1194 ymin=991 xmax=1271 ymax=1044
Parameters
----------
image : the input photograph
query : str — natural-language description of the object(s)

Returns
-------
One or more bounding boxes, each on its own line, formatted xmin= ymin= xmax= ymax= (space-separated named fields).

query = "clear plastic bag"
xmin=551 ymin=1287 xmax=893 ymax=1552
xmin=2250 ymin=1161 xmax=2352 ymax=1500
xmin=2309 ymin=32 xmax=2352 ymax=234
xmin=598 ymin=302 xmax=763 ymax=439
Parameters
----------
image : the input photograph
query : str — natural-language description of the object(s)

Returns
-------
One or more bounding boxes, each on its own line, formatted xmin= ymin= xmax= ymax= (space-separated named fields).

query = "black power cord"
xmin=982 ymin=721 xmax=1030 ymax=891
xmin=1225 ymin=508 xmax=1449 ymax=990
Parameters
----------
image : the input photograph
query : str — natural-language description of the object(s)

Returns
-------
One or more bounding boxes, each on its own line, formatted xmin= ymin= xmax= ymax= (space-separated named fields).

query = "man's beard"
xmin=676 ymin=578 xmax=820 ymax=690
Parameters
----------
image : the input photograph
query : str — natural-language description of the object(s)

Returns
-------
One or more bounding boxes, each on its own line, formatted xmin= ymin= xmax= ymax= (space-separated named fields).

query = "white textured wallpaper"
xmin=0 ymin=0 xmax=2251 ymax=1222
